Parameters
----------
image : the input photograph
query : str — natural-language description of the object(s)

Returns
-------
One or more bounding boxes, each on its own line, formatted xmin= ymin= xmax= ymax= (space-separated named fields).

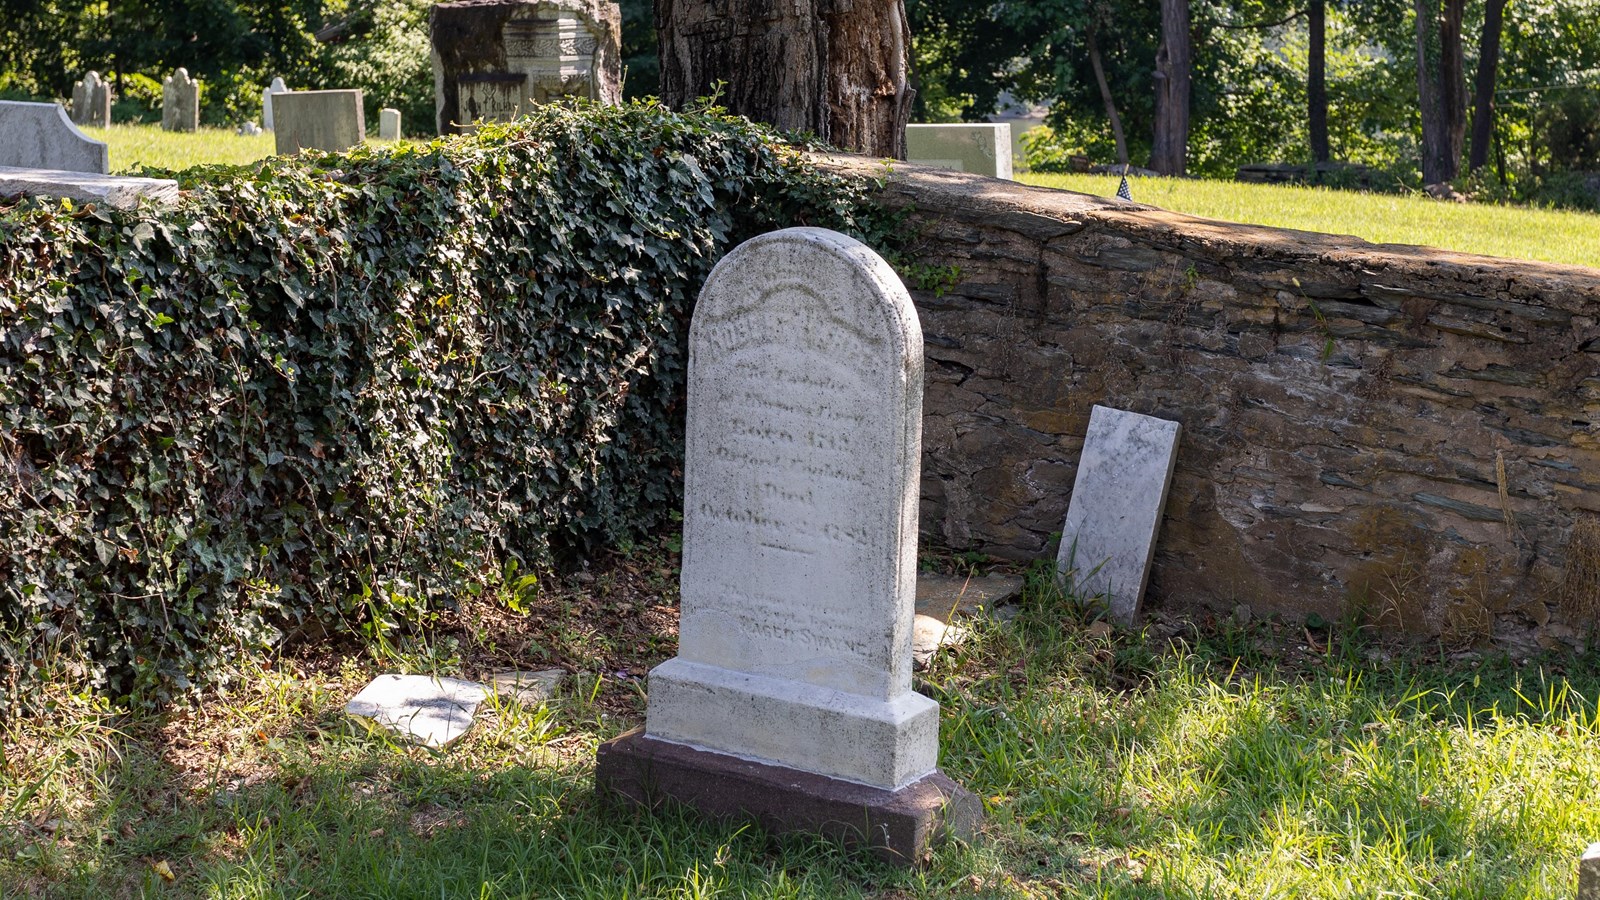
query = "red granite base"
xmin=595 ymin=728 xmax=982 ymax=865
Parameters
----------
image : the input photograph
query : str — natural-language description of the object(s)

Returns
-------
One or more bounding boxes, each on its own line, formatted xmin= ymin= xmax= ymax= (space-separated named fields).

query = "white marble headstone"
xmin=1056 ymin=404 xmax=1180 ymax=625
xmin=644 ymin=227 xmax=939 ymax=791
xmin=262 ymin=76 xmax=287 ymax=131
xmin=379 ymin=107 xmax=402 ymax=140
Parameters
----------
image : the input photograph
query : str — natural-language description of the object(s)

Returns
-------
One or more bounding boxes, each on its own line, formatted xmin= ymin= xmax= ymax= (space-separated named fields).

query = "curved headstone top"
xmin=0 ymin=101 xmax=109 ymax=174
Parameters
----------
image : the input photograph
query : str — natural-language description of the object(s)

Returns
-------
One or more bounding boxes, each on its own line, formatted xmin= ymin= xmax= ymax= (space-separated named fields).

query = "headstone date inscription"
xmin=596 ymin=228 xmax=979 ymax=864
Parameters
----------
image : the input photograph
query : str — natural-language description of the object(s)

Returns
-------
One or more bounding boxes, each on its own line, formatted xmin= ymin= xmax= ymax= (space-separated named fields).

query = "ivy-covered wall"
xmin=0 ymin=102 xmax=893 ymax=708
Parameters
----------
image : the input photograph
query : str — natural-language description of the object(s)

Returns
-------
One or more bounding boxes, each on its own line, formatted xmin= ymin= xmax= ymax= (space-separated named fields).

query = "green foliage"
xmin=317 ymin=0 xmax=435 ymax=134
xmin=0 ymin=100 xmax=897 ymax=710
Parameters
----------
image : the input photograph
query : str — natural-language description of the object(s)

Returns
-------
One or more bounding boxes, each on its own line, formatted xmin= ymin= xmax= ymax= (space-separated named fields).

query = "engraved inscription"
xmin=683 ymin=274 xmax=901 ymax=684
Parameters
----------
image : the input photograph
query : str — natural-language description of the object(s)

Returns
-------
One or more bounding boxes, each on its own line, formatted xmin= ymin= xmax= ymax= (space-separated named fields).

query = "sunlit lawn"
xmin=81 ymin=123 xmax=279 ymax=172
xmin=1020 ymin=171 xmax=1600 ymax=270
xmin=3 ymin=548 xmax=1597 ymax=899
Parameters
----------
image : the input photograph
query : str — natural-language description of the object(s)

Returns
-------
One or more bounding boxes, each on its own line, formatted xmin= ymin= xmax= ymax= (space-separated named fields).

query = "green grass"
xmin=1019 ymin=172 xmax=1600 ymax=270
xmin=4 ymin=549 xmax=1596 ymax=899
xmin=82 ymin=124 xmax=279 ymax=172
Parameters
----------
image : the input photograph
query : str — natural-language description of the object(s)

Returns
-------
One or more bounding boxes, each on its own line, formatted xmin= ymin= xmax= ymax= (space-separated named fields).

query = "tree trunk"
xmin=656 ymin=0 xmax=914 ymax=158
xmin=1468 ymin=0 xmax=1507 ymax=172
xmin=1151 ymin=0 xmax=1191 ymax=176
xmin=1308 ymin=0 xmax=1329 ymax=164
xmin=1087 ymin=22 xmax=1128 ymax=168
xmin=1415 ymin=0 xmax=1466 ymax=184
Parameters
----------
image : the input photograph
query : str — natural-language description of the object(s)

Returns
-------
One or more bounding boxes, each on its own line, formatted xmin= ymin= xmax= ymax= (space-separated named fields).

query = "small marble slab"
xmin=1056 ymin=405 xmax=1180 ymax=625
xmin=1580 ymin=843 xmax=1600 ymax=900
xmin=486 ymin=668 xmax=564 ymax=704
xmin=0 ymin=166 xmax=178 ymax=209
xmin=345 ymin=674 xmax=488 ymax=749
xmin=911 ymin=573 xmax=1024 ymax=668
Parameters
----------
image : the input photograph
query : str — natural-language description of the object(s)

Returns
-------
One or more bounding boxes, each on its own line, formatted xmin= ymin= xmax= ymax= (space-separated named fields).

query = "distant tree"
xmin=1151 ymin=0 xmax=1191 ymax=175
xmin=656 ymin=0 xmax=915 ymax=156
xmin=1413 ymin=0 xmax=1467 ymax=184
xmin=1468 ymin=0 xmax=1508 ymax=173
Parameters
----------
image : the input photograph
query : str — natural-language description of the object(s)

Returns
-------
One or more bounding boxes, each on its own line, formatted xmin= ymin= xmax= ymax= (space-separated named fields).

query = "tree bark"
xmin=1151 ymin=0 xmax=1191 ymax=176
xmin=1308 ymin=0 xmax=1329 ymax=164
xmin=1087 ymin=21 xmax=1128 ymax=168
xmin=1414 ymin=0 xmax=1466 ymax=184
xmin=1468 ymin=0 xmax=1507 ymax=172
xmin=656 ymin=0 xmax=914 ymax=158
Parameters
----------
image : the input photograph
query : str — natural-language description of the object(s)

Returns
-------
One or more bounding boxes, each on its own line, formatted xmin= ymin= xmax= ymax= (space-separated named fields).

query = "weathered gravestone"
xmin=379 ymin=107 xmax=402 ymax=140
xmin=430 ymin=0 xmax=622 ymax=135
xmin=161 ymin=68 xmax=200 ymax=132
xmin=1055 ymin=405 xmax=1180 ymax=625
xmin=905 ymin=123 xmax=1014 ymax=180
xmin=262 ymin=76 xmax=288 ymax=131
xmin=70 ymin=71 xmax=112 ymax=128
xmin=1581 ymin=843 xmax=1600 ymax=900
xmin=273 ymin=90 xmax=365 ymax=155
xmin=0 ymin=101 xmax=108 ymax=174
xmin=596 ymin=227 xmax=980 ymax=864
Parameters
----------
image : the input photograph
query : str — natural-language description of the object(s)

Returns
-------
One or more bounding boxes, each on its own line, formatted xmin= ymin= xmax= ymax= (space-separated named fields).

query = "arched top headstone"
xmin=262 ymin=76 xmax=288 ymax=131
xmin=162 ymin=68 xmax=200 ymax=132
xmin=639 ymin=227 xmax=942 ymax=793
xmin=678 ymin=226 xmax=925 ymax=702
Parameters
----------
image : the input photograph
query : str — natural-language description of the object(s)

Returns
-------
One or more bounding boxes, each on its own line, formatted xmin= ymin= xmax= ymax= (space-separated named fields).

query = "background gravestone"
xmin=379 ymin=107 xmax=402 ymax=140
xmin=262 ymin=76 xmax=288 ymax=131
xmin=597 ymin=227 xmax=979 ymax=863
xmin=0 ymin=101 xmax=109 ymax=174
xmin=273 ymin=90 xmax=365 ymax=154
xmin=430 ymin=0 xmax=622 ymax=135
xmin=905 ymin=123 xmax=1014 ymax=179
xmin=162 ymin=68 xmax=200 ymax=132
xmin=71 ymin=71 xmax=112 ymax=128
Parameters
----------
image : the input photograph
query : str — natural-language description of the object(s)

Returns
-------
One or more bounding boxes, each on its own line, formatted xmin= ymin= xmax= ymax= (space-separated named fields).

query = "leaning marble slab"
xmin=1056 ymin=405 xmax=1181 ymax=625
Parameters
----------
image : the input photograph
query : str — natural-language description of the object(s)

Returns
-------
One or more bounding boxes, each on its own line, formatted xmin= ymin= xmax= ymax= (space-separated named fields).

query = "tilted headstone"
xmin=905 ymin=123 xmax=1014 ymax=180
xmin=1056 ymin=405 xmax=1181 ymax=625
xmin=70 ymin=71 xmax=112 ymax=128
xmin=0 ymin=101 xmax=108 ymax=174
xmin=379 ymin=107 xmax=402 ymax=140
xmin=262 ymin=76 xmax=287 ymax=131
xmin=429 ymin=0 xmax=622 ymax=134
xmin=161 ymin=68 xmax=200 ymax=132
xmin=272 ymin=90 xmax=365 ymax=155
xmin=597 ymin=227 xmax=980 ymax=864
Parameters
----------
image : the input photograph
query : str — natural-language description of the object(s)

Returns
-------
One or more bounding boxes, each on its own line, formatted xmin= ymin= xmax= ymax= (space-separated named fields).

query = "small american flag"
xmin=1116 ymin=173 xmax=1132 ymax=201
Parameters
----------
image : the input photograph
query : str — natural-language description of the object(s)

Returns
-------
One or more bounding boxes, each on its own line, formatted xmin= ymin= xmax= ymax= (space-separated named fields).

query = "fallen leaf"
xmin=152 ymin=859 xmax=175 ymax=881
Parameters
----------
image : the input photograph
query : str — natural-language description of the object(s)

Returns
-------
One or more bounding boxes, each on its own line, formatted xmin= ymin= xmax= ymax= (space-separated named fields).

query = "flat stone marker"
xmin=0 ymin=166 xmax=177 ymax=209
xmin=911 ymin=572 xmax=1024 ymax=668
xmin=345 ymin=674 xmax=488 ymax=748
xmin=597 ymin=227 xmax=980 ymax=864
xmin=1056 ymin=405 xmax=1180 ymax=625
xmin=379 ymin=107 xmax=402 ymax=140
xmin=1581 ymin=843 xmax=1600 ymax=900
xmin=273 ymin=89 xmax=365 ymax=155
xmin=486 ymin=668 xmax=564 ymax=704
xmin=905 ymin=123 xmax=1014 ymax=180
xmin=71 ymin=71 xmax=112 ymax=128
xmin=262 ymin=76 xmax=287 ymax=131
xmin=162 ymin=68 xmax=200 ymax=132
xmin=0 ymin=102 xmax=108 ymax=174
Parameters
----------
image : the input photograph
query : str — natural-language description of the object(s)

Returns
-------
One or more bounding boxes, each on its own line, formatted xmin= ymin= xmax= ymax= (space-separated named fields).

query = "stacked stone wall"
xmin=819 ymin=155 xmax=1600 ymax=651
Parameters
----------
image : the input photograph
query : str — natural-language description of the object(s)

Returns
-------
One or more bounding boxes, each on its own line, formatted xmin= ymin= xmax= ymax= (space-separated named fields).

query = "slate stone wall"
xmin=818 ymin=155 xmax=1600 ymax=652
